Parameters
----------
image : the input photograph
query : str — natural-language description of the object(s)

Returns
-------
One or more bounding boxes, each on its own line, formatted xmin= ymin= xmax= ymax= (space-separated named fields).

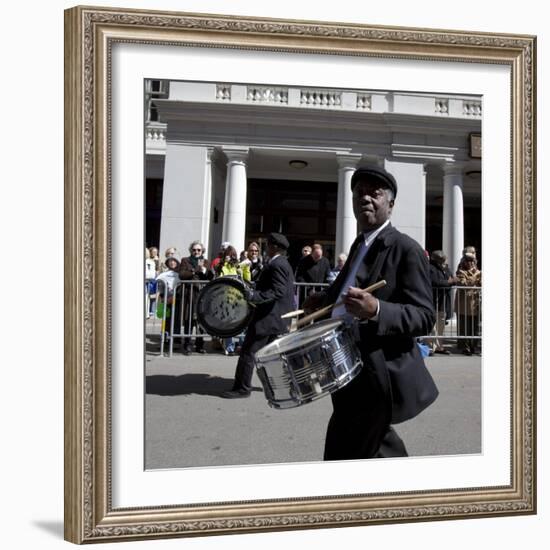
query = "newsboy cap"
xmin=351 ymin=165 xmax=398 ymax=198
xmin=267 ymin=232 xmax=290 ymax=250
xmin=431 ymin=250 xmax=446 ymax=262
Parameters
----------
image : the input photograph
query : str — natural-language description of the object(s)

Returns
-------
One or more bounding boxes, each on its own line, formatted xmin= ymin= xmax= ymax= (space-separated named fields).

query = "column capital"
xmin=336 ymin=152 xmax=362 ymax=170
xmin=222 ymin=146 xmax=250 ymax=165
xmin=443 ymin=162 xmax=465 ymax=177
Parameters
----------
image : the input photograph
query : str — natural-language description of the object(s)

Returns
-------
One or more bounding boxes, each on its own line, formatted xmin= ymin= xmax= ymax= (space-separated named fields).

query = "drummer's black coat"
xmin=322 ymin=223 xmax=438 ymax=459
xmin=229 ymin=254 xmax=295 ymax=393
xmin=248 ymin=254 xmax=295 ymax=336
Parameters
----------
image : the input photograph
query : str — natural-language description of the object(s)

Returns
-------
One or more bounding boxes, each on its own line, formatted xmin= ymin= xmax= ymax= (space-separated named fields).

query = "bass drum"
xmin=196 ymin=277 xmax=253 ymax=338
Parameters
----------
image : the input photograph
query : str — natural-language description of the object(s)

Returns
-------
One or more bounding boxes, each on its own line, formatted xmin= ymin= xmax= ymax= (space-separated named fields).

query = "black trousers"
xmin=231 ymin=330 xmax=277 ymax=393
xmin=324 ymin=362 xmax=407 ymax=460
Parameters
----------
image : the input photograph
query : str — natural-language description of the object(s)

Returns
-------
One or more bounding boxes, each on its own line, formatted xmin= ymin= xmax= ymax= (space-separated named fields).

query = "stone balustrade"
xmin=146 ymin=125 xmax=166 ymax=142
xmin=246 ymin=86 xmax=288 ymax=104
xmin=463 ymin=100 xmax=482 ymax=116
xmin=216 ymin=84 xmax=231 ymax=101
xmin=300 ymin=89 xmax=342 ymax=107
xmin=356 ymin=94 xmax=372 ymax=110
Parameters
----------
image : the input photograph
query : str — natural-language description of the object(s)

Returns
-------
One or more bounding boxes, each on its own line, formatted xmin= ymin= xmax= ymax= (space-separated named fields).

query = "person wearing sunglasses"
xmin=178 ymin=241 xmax=213 ymax=354
xmin=241 ymin=241 xmax=264 ymax=283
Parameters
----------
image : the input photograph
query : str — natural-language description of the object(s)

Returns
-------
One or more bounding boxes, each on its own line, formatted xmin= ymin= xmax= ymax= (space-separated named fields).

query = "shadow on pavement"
xmin=145 ymin=335 xmax=224 ymax=356
xmin=146 ymin=373 xmax=263 ymax=397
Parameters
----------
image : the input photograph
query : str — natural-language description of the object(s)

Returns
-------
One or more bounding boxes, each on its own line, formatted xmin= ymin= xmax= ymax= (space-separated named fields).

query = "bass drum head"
xmin=196 ymin=277 xmax=253 ymax=337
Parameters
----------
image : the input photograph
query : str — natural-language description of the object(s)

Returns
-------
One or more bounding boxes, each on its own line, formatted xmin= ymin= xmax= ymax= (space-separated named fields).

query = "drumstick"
xmin=280 ymin=309 xmax=305 ymax=319
xmin=296 ymin=280 xmax=387 ymax=328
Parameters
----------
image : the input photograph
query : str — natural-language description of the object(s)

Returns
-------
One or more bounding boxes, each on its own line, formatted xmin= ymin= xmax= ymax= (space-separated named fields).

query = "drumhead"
xmin=196 ymin=277 xmax=253 ymax=337
xmin=256 ymin=318 xmax=344 ymax=358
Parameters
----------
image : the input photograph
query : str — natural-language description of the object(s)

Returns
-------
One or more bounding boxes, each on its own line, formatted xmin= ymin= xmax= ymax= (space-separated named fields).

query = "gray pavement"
xmin=145 ymin=335 xmax=481 ymax=470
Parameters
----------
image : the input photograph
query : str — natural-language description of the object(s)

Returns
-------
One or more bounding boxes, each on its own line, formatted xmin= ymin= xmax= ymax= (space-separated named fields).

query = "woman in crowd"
xmin=148 ymin=246 xmax=160 ymax=274
xmin=454 ymin=253 xmax=482 ymax=355
xmin=155 ymin=256 xmax=181 ymax=344
xmin=178 ymin=241 xmax=212 ymax=354
xmin=145 ymin=248 xmax=157 ymax=319
xmin=159 ymin=247 xmax=178 ymax=273
xmin=241 ymin=241 xmax=263 ymax=283
xmin=214 ymin=245 xmax=251 ymax=355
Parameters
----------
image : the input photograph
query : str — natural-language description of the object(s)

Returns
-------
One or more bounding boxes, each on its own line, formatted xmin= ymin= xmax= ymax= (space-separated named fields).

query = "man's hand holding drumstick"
xmin=290 ymin=280 xmax=386 ymax=328
xmin=341 ymin=286 xmax=379 ymax=319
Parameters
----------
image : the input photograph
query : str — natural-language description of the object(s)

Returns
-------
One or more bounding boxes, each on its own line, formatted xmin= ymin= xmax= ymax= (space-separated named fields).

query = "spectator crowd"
xmin=145 ymin=238 xmax=481 ymax=356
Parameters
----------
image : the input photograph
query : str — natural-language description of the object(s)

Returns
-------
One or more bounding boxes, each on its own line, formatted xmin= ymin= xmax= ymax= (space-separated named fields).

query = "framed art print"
xmin=64 ymin=5 xmax=536 ymax=543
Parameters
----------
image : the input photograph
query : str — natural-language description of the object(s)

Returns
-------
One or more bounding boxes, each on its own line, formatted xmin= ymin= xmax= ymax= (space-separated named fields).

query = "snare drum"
xmin=196 ymin=277 xmax=253 ymax=338
xmin=254 ymin=318 xmax=362 ymax=409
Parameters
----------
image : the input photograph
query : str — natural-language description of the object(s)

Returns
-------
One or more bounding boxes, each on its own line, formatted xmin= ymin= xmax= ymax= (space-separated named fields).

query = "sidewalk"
xmin=145 ymin=334 xmax=482 ymax=470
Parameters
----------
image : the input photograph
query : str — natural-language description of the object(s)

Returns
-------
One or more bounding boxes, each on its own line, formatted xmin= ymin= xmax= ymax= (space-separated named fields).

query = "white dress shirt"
xmin=331 ymin=219 xmax=390 ymax=321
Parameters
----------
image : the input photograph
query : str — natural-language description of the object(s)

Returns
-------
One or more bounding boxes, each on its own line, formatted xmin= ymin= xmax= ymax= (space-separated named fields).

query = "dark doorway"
xmin=246 ymin=179 xmax=337 ymax=269
xmin=145 ymin=178 xmax=163 ymax=248
xmin=425 ymin=203 xmax=482 ymax=270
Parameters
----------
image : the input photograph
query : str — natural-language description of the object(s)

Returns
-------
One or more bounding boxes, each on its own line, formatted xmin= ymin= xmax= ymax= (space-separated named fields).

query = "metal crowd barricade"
xmin=294 ymin=282 xmax=329 ymax=309
xmin=429 ymin=285 xmax=482 ymax=344
xmin=151 ymin=280 xmax=480 ymax=357
xmin=153 ymin=280 xmax=330 ymax=357
xmin=154 ymin=279 xmax=211 ymax=357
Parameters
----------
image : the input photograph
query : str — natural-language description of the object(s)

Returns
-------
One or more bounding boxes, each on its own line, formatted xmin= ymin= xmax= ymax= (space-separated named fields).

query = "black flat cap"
xmin=267 ymin=232 xmax=290 ymax=250
xmin=351 ymin=165 xmax=398 ymax=198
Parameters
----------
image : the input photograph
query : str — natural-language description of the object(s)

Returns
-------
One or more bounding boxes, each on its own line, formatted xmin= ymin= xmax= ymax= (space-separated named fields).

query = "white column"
xmin=159 ymin=144 xmax=209 ymax=258
xmin=221 ymin=147 xmax=249 ymax=254
xmin=201 ymin=147 xmax=214 ymax=256
xmin=336 ymin=154 xmax=362 ymax=255
xmin=384 ymin=160 xmax=426 ymax=248
xmin=442 ymin=164 xmax=465 ymax=274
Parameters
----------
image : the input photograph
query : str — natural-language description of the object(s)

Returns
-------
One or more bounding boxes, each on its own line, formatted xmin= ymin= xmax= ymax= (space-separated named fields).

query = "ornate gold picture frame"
xmin=64 ymin=5 xmax=536 ymax=544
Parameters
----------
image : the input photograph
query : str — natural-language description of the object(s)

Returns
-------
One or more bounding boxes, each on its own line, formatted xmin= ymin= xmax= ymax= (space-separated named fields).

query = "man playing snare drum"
xmin=221 ymin=232 xmax=295 ymax=398
xmin=304 ymin=166 xmax=438 ymax=459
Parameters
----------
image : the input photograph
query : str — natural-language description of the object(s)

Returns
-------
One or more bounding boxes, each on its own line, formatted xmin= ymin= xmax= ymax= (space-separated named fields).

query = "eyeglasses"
xmin=191 ymin=248 xmax=202 ymax=252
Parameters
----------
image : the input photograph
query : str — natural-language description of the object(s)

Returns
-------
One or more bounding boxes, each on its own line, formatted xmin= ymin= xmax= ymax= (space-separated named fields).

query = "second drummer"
xmin=221 ymin=232 xmax=295 ymax=399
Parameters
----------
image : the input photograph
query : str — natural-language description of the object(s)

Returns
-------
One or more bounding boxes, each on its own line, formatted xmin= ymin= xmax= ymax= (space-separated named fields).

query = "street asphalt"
xmin=145 ymin=333 xmax=481 ymax=470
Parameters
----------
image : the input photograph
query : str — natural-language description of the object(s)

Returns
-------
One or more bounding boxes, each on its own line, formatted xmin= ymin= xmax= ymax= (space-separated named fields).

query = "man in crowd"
xmin=295 ymin=243 xmax=331 ymax=283
xmin=428 ymin=250 xmax=456 ymax=355
xmin=301 ymin=245 xmax=312 ymax=257
xmin=221 ymin=232 xmax=295 ymax=398
xmin=305 ymin=165 xmax=438 ymax=460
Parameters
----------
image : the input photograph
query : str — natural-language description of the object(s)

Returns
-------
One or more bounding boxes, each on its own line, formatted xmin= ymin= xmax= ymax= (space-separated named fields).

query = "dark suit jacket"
xmin=324 ymin=224 xmax=438 ymax=424
xmin=248 ymin=255 xmax=295 ymax=337
xmin=429 ymin=261 xmax=453 ymax=314
xmin=295 ymin=255 xmax=331 ymax=283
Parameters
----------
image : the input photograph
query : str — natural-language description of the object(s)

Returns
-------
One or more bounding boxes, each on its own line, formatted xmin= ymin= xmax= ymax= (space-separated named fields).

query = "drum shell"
xmin=254 ymin=320 xmax=362 ymax=409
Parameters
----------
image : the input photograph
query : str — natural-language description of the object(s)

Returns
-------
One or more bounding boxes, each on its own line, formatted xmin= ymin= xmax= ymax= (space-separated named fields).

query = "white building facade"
xmin=146 ymin=80 xmax=481 ymax=271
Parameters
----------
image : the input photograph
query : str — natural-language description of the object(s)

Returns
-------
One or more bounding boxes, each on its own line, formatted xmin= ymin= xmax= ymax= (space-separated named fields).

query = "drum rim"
xmin=255 ymin=318 xmax=346 ymax=359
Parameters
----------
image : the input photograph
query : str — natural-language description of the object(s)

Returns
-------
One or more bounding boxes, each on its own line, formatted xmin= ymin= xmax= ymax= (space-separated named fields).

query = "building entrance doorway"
xmin=245 ymin=178 xmax=337 ymax=269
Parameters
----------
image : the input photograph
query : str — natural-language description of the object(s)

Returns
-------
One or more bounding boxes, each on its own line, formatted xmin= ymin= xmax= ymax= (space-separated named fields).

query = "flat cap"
xmin=351 ymin=165 xmax=398 ymax=198
xmin=431 ymin=250 xmax=446 ymax=262
xmin=267 ymin=232 xmax=290 ymax=250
